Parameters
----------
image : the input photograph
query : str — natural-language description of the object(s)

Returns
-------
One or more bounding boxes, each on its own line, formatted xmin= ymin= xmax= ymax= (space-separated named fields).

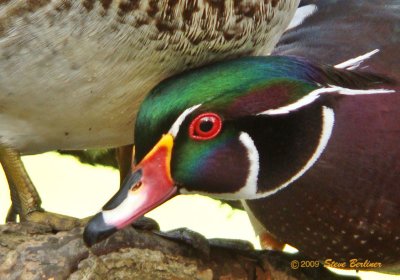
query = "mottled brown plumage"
xmin=1 ymin=0 xmax=297 ymax=153
xmin=0 ymin=0 xmax=298 ymax=229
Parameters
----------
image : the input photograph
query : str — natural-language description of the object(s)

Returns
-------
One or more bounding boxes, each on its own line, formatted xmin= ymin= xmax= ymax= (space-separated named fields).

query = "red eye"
xmin=189 ymin=113 xmax=222 ymax=140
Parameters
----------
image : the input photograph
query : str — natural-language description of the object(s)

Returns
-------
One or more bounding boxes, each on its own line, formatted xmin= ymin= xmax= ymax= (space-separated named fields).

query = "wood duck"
xmin=84 ymin=0 xmax=400 ymax=273
xmin=0 ymin=0 xmax=298 ymax=229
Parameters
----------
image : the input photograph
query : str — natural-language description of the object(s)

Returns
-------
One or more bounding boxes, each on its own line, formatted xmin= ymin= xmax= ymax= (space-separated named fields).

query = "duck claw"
xmin=25 ymin=210 xmax=83 ymax=231
xmin=154 ymin=227 xmax=210 ymax=257
xmin=154 ymin=228 xmax=256 ymax=258
xmin=131 ymin=216 xmax=160 ymax=231
xmin=208 ymin=238 xmax=254 ymax=252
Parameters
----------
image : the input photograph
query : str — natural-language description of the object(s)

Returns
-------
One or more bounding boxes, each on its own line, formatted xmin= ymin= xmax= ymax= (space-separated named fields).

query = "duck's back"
xmin=0 ymin=0 xmax=297 ymax=153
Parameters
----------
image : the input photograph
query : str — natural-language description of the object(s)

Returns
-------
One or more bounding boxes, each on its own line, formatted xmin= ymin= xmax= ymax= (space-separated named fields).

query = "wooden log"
xmin=0 ymin=222 xmax=359 ymax=280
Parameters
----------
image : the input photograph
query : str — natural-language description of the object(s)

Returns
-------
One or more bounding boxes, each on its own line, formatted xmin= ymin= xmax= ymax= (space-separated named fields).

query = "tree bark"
xmin=0 ymin=222 xmax=359 ymax=280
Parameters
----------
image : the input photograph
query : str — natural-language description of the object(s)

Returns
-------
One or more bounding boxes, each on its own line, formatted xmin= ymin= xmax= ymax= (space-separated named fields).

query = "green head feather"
xmin=135 ymin=56 xmax=321 ymax=160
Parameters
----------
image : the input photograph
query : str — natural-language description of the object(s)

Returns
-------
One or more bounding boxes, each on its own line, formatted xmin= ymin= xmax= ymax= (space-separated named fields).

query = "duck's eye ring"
xmin=189 ymin=113 xmax=222 ymax=140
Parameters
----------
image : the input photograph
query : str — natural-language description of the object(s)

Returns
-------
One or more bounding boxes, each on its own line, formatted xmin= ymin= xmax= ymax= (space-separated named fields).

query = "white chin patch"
xmin=102 ymin=191 xmax=149 ymax=228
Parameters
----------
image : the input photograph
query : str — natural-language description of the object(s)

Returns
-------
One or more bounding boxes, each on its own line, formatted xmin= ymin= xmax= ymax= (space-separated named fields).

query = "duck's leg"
xmin=259 ymin=231 xmax=285 ymax=251
xmin=241 ymin=200 xmax=286 ymax=250
xmin=116 ymin=144 xmax=134 ymax=186
xmin=0 ymin=145 xmax=82 ymax=230
xmin=5 ymin=185 xmax=19 ymax=222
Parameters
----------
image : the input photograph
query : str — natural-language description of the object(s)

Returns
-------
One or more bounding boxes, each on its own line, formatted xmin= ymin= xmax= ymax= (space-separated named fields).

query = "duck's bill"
xmin=83 ymin=134 xmax=177 ymax=247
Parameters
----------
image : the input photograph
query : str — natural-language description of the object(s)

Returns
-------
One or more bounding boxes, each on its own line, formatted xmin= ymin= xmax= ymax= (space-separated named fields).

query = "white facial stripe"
xmin=168 ymin=104 xmax=201 ymax=137
xmin=181 ymin=108 xmax=334 ymax=200
xmin=328 ymin=86 xmax=395 ymax=95
xmin=258 ymin=49 xmax=394 ymax=116
xmin=259 ymin=87 xmax=328 ymax=115
xmin=259 ymin=86 xmax=394 ymax=116
xmin=235 ymin=132 xmax=259 ymax=198
xmin=252 ymin=106 xmax=335 ymax=199
xmin=335 ymin=49 xmax=380 ymax=70
xmin=286 ymin=4 xmax=318 ymax=30
xmin=180 ymin=132 xmax=260 ymax=200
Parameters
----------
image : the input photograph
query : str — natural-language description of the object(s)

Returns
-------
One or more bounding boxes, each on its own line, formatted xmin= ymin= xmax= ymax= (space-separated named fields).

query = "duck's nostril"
xmin=131 ymin=181 xmax=142 ymax=192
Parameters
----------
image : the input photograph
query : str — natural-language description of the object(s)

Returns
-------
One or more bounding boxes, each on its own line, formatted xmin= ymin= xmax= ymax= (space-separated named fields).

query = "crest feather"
xmin=258 ymin=56 xmax=396 ymax=116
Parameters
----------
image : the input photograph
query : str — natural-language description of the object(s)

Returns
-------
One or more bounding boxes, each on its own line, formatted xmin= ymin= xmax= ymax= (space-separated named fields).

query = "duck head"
xmin=84 ymin=55 xmax=393 ymax=246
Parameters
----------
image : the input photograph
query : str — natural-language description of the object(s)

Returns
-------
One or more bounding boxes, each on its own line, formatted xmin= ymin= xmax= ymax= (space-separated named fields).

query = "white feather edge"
xmin=168 ymin=104 xmax=201 ymax=137
xmin=258 ymin=49 xmax=394 ymax=116
xmin=286 ymin=4 xmax=318 ymax=30
xmin=335 ymin=49 xmax=380 ymax=70
xmin=251 ymin=106 xmax=335 ymax=199
xmin=259 ymin=86 xmax=394 ymax=116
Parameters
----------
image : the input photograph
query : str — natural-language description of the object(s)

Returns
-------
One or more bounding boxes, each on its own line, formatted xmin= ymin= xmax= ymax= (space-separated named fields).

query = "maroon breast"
xmin=254 ymin=0 xmax=400 ymax=269
xmin=246 ymin=92 xmax=400 ymax=267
